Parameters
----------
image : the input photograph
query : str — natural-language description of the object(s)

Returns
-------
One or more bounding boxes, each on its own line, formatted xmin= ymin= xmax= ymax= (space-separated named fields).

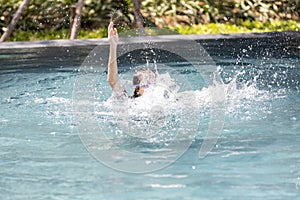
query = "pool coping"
xmin=0 ymin=31 xmax=298 ymax=49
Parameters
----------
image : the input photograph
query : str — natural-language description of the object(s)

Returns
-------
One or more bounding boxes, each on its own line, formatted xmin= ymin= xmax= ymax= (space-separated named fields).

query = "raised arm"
xmin=107 ymin=22 xmax=119 ymax=90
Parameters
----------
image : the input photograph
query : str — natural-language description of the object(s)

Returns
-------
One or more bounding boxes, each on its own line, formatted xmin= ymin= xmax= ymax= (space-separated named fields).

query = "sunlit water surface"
xmin=0 ymin=44 xmax=300 ymax=199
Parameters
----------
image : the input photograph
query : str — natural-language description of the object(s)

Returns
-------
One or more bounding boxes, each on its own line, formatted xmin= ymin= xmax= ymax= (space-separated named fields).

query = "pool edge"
xmin=0 ymin=31 xmax=298 ymax=49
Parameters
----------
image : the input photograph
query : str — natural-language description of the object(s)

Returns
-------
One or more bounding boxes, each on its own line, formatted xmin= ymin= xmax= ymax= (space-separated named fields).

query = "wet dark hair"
xmin=132 ymin=86 xmax=140 ymax=98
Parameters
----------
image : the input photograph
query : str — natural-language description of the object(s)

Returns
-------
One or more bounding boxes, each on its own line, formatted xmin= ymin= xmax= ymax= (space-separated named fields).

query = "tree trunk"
xmin=70 ymin=0 xmax=84 ymax=39
xmin=0 ymin=0 xmax=30 ymax=42
xmin=133 ymin=0 xmax=146 ymax=35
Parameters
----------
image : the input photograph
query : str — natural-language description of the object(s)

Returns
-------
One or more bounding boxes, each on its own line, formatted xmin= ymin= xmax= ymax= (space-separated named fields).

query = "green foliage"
xmin=82 ymin=0 xmax=132 ymax=28
xmin=6 ymin=25 xmax=109 ymax=41
xmin=1 ymin=0 xmax=299 ymax=41
xmin=171 ymin=20 xmax=300 ymax=35
xmin=0 ymin=0 xmax=132 ymax=33
xmin=0 ymin=0 xmax=72 ymax=31
xmin=7 ymin=27 xmax=108 ymax=41
xmin=141 ymin=0 xmax=300 ymax=27
xmin=78 ymin=27 xmax=107 ymax=39
xmin=7 ymin=19 xmax=299 ymax=41
xmin=8 ymin=29 xmax=70 ymax=41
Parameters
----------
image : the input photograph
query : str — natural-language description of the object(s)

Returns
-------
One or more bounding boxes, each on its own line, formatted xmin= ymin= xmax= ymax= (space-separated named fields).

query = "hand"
xmin=108 ymin=21 xmax=118 ymax=46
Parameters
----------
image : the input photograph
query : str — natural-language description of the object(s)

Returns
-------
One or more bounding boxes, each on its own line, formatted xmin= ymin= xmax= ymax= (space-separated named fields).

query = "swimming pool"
xmin=0 ymin=32 xmax=299 ymax=199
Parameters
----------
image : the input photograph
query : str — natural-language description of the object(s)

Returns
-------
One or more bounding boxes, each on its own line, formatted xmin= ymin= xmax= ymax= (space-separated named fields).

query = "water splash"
xmin=110 ymin=9 xmax=123 ymax=26
xmin=222 ymin=69 xmax=281 ymax=121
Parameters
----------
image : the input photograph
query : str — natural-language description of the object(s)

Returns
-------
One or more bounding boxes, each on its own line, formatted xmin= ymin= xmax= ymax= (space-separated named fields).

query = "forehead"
xmin=133 ymin=74 xmax=143 ymax=83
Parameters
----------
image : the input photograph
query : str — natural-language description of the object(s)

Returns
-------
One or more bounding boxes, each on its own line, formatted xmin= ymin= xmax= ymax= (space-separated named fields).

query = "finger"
xmin=108 ymin=26 xmax=115 ymax=37
xmin=108 ymin=22 xmax=114 ymax=31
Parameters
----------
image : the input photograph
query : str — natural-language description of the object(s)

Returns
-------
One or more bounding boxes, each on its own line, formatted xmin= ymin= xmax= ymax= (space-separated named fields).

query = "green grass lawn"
xmin=6 ymin=20 xmax=300 ymax=42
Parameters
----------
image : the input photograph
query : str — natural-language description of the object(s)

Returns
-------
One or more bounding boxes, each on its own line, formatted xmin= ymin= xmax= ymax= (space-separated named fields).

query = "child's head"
xmin=132 ymin=68 xmax=156 ymax=98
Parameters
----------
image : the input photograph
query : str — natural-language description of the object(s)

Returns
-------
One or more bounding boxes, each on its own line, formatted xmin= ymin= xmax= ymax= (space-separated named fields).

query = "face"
xmin=132 ymin=68 xmax=156 ymax=98
xmin=133 ymin=74 xmax=145 ymax=98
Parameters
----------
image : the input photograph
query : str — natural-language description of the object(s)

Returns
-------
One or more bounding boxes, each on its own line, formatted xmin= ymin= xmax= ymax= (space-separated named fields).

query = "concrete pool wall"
xmin=0 ymin=31 xmax=299 ymax=71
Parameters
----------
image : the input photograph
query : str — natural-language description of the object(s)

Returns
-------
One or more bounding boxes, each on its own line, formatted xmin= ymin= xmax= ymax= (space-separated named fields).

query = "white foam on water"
xmin=95 ymin=68 xmax=286 ymax=142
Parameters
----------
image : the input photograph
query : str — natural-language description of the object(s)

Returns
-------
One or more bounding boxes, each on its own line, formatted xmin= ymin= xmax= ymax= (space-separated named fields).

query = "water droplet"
xmin=146 ymin=160 xmax=152 ymax=165
xmin=50 ymin=132 xmax=56 ymax=135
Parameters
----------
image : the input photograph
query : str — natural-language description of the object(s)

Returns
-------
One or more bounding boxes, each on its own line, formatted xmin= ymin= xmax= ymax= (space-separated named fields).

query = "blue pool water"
xmin=0 ymin=34 xmax=300 ymax=199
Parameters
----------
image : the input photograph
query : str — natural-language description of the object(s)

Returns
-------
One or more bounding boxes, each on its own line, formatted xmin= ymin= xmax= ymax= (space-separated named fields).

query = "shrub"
xmin=141 ymin=0 xmax=300 ymax=27
xmin=0 ymin=0 xmax=131 ymax=34
xmin=171 ymin=19 xmax=300 ymax=35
